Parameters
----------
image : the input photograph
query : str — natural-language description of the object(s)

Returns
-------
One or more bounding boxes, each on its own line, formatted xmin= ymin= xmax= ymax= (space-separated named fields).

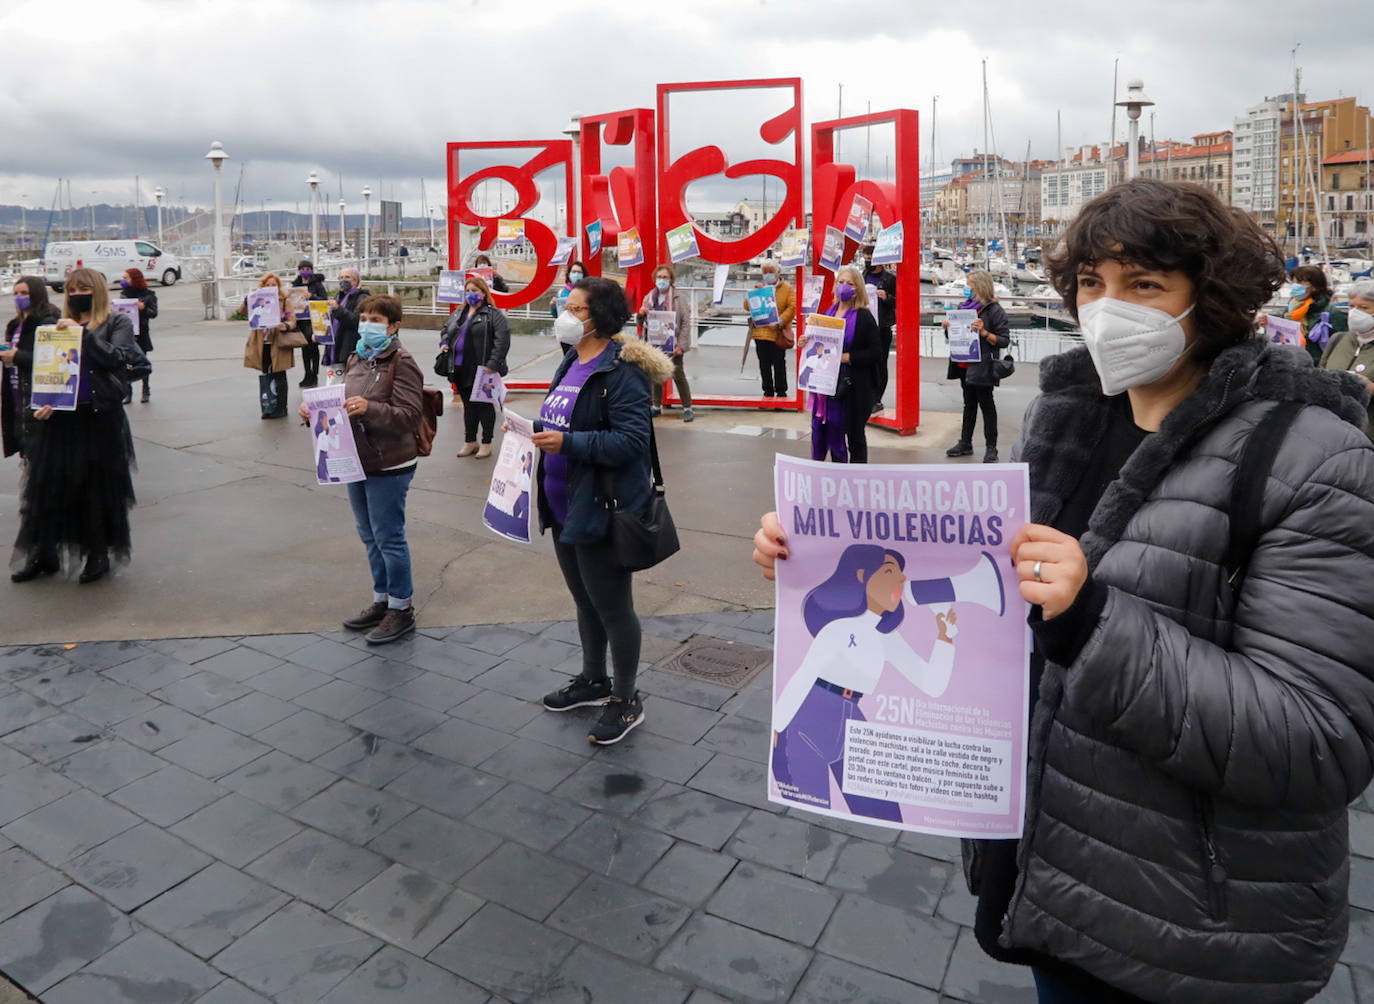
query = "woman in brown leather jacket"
xmin=301 ymin=294 xmax=423 ymax=644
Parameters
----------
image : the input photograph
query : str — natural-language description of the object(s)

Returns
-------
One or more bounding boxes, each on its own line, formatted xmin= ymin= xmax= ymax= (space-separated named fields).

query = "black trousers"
xmin=874 ymin=324 xmax=894 ymax=403
xmin=553 ymin=527 xmax=641 ymax=700
xmin=959 ymin=374 xmax=998 ymax=447
xmin=462 ymin=399 xmax=496 ymax=444
xmin=755 ymin=339 xmax=788 ymax=396
xmin=299 ymin=334 xmax=320 ymax=383
xmin=844 ymin=393 xmax=869 ymax=464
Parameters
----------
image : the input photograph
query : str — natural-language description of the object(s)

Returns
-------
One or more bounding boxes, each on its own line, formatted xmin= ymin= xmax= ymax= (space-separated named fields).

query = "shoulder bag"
xmin=599 ymin=422 xmax=680 ymax=572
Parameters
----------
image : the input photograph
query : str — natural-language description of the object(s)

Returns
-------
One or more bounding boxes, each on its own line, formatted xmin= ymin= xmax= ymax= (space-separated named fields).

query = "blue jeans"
xmin=347 ymin=470 xmax=414 ymax=608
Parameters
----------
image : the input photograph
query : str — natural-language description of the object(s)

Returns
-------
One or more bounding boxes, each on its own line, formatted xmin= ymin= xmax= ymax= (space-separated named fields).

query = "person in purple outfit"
xmin=771 ymin=544 xmax=959 ymax=821
xmin=798 ymin=264 xmax=881 ymax=463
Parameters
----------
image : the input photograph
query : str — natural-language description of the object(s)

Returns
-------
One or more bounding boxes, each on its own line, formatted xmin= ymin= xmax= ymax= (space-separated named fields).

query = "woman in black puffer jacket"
xmin=944 ymin=268 xmax=1010 ymax=463
xmin=1 ymin=275 xmax=61 ymax=456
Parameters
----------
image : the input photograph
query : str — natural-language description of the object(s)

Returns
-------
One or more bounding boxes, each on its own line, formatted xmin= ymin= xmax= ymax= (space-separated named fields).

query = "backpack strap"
xmin=1224 ymin=401 xmax=1303 ymax=589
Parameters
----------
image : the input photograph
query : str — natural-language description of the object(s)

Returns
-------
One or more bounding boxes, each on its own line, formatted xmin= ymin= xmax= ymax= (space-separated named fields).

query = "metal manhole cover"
xmin=658 ymin=639 xmax=773 ymax=690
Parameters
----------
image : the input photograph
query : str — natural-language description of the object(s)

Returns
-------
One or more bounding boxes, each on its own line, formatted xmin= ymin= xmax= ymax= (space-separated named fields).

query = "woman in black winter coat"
xmin=119 ymin=267 xmax=157 ymax=403
xmin=439 ymin=274 xmax=510 ymax=458
xmin=1 ymin=275 xmax=61 ymax=456
xmin=944 ymin=269 xmax=1009 ymax=463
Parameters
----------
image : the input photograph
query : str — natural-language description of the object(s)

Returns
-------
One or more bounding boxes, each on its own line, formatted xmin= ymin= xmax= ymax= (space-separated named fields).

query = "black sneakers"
xmin=983 ymin=447 xmax=1000 ymax=463
xmin=588 ymin=692 xmax=645 ymax=746
xmin=343 ymin=601 xmax=388 ymax=632
xmin=945 ymin=441 xmax=974 ymax=457
xmin=367 ymin=608 xmax=416 ymax=645
xmin=543 ymin=675 xmax=613 ymax=711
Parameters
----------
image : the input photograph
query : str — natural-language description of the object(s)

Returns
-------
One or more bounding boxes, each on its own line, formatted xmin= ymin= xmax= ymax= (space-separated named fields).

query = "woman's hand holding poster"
xmin=302 ymin=385 xmax=365 ymax=484
xmin=797 ymin=314 xmax=845 ymax=396
xmin=484 ymin=411 xmax=535 ymax=543
xmin=946 ymin=309 xmax=981 ymax=362
xmin=771 ymin=456 xmax=1030 ymax=838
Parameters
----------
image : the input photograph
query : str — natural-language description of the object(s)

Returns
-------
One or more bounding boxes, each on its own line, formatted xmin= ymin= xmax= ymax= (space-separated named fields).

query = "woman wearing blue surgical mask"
xmin=1 ymin=276 xmax=60 ymax=458
xmin=438 ymin=274 xmax=510 ymax=459
xmin=550 ymin=261 xmax=586 ymax=318
xmin=298 ymin=294 xmax=424 ymax=645
xmin=753 ymin=179 xmax=1374 ymax=1003
xmin=637 ymin=264 xmax=693 ymax=421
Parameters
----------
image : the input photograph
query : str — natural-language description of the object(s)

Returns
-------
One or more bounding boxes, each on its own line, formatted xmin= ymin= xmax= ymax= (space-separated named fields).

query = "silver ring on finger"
xmin=1032 ymin=560 xmax=1044 ymax=582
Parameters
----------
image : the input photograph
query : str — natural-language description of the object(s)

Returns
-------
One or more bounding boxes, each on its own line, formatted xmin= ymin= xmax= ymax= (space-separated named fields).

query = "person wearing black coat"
xmin=944 ymin=270 xmax=1009 ymax=463
xmin=803 ymin=265 xmax=883 ymax=464
xmin=863 ymin=250 xmax=898 ymax=409
xmin=292 ymin=260 xmax=329 ymax=387
xmin=440 ymin=274 xmax=511 ymax=458
xmin=2 ymin=276 xmax=61 ymax=457
xmin=329 ymin=268 xmax=370 ymax=368
xmin=118 ymin=267 xmax=157 ymax=403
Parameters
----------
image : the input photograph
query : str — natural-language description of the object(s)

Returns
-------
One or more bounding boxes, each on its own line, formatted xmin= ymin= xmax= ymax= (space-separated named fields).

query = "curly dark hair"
xmin=1046 ymin=179 xmax=1285 ymax=361
xmin=576 ymin=276 xmax=630 ymax=335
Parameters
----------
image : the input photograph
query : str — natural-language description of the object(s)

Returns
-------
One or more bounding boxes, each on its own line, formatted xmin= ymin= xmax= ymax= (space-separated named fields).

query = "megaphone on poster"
xmin=906 ymin=550 xmax=1006 ymax=616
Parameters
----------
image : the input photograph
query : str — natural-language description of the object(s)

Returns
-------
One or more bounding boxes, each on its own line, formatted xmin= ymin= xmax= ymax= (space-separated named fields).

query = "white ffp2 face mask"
xmin=553 ymin=309 xmax=587 ymax=346
xmin=1348 ymin=307 xmax=1374 ymax=335
xmin=1077 ymin=297 xmax=1195 ymax=396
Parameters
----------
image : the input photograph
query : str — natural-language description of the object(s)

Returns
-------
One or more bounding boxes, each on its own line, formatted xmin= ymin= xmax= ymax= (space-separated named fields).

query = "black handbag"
xmin=120 ymin=341 xmax=153 ymax=382
xmin=599 ymin=424 xmax=680 ymax=572
xmin=994 ymin=356 xmax=1015 ymax=380
xmin=433 ymin=348 xmax=452 ymax=378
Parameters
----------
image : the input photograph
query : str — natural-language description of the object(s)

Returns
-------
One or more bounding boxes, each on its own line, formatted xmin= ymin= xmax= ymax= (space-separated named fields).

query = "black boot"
xmin=78 ymin=550 xmax=110 ymax=584
xmin=140 ymin=381 xmax=150 ymax=403
xmin=945 ymin=441 xmax=974 ymax=457
xmin=11 ymin=552 xmax=59 ymax=583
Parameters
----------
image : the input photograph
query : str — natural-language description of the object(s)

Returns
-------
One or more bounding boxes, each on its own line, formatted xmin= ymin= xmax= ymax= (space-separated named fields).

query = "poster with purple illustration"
xmin=483 ymin=410 xmax=535 ymax=544
xmin=1267 ymin=315 xmax=1304 ymax=346
xmin=302 ymin=384 xmax=365 ymax=485
xmin=818 ymin=227 xmax=845 ymax=272
xmin=769 ymin=455 xmax=1031 ymax=838
xmin=246 ymin=288 xmax=282 ymax=331
xmin=800 ymin=275 xmax=825 ymax=313
xmin=471 ymin=366 xmax=506 ymax=410
xmin=112 ymin=298 xmax=141 ymax=332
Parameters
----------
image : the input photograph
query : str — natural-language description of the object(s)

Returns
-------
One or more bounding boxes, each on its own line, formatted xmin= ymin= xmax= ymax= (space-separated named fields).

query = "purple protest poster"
xmin=770 ymin=455 xmax=1031 ymax=839
xmin=483 ymin=410 xmax=535 ymax=544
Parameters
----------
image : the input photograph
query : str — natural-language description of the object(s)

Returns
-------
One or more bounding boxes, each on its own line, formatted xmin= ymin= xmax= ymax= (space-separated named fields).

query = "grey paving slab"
xmin=51 ymin=738 xmax=163 ymax=795
xmin=346 ymin=698 xmax=447 ymax=746
xmin=1352 ymin=856 xmax=1374 ymax=912
xmin=211 ymin=900 xmax=382 ymax=1004
xmin=155 ymin=672 xmax=254 ymax=716
xmin=1 ymin=788 xmax=142 ymax=866
xmin=896 ymin=828 xmax=964 ymax=863
xmin=471 ymin=659 xmax=570 ymax=703
xmin=516 ymin=704 xmax=612 ymax=755
xmin=330 ymin=655 xmax=425 ymax=690
xmin=697 ymin=714 xmax=771 ymax=763
xmin=719 ymin=687 xmax=775 ymax=724
xmin=816 ymin=893 xmax=959 ymax=990
xmin=0 ymin=847 xmax=69 ymax=925
xmin=239 ymin=633 xmax=322 ymax=659
xmin=825 ymin=840 xmax=954 ymax=916
xmin=394 ymin=636 xmax=499 ymax=679
xmin=597 ymin=727 xmax=715 ymax=785
xmin=559 ymin=759 xmax=666 ymax=815
xmin=636 ymin=669 xmax=735 ymax=711
xmin=220 ymin=750 xmax=338 ymax=812
xmin=383 ymin=758 xmax=505 ymax=821
xmin=656 ymin=913 xmax=812 ymax=1004
xmin=457 ymin=842 xmax=585 ymax=922
xmin=476 ymin=736 xmax=586 ymax=792
xmin=333 ymin=863 xmax=482 ymax=956
xmin=367 ymin=807 xmax=502 ymax=886
xmin=12 ymin=666 xmax=103 ymax=707
xmin=640 ymin=696 xmax=724 ymax=745
xmin=725 ymin=809 xmax=845 ymax=887
xmin=171 ymin=793 xmax=303 ymax=868
xmin=941 ymin=925 xmax=1037 ymax=1003
xmin=636 ymin=786 xmax=752 ymax=850
xmin=206 ymin=691 xmax=300 ymax=735
xmin=100 ymin=650 xmax=201 ymax=694
xmin=247 ymin=663 xmax=334 ymax=702
xmin=0 ymin=692 xmax=60 ymax=738
xmin=65 ymin=822 xmax=212 ymax=911
xmin=144 ymin=637 xmax=239 ymax=665
xmin=196 ymin=980 xmax=273 ymax=1004
xmin=0 ymin=762 xmax=79 ymax=826
xmin=194 ymin=646 xmax=286 ymax=683
xmin=427 ymin=903 xmax=577 ymax=1001
xmin=286 ymin=638 xmax=373 ymax=674
xmin=533 ymin=942 xmax=692 ymax=1004
xmin=107 ymin=764 xmax=228 ymax=827
xmin=793 ymin=806 xmax=901 ymax=846
xmin=253 ymin=709 xmax=359 ymax=762
xmin=450 ymin=688 xmax=543 ymax=733
xmin=0 ymin=743 xmax=32 ymax=776
xmin=293 ymin=679 xmax=388 ymax=721
xmin=315 ymin=734 xmax=432 ymax=789
xmin=0 ymin=646 xmax=72 ymax=684
xmin=0 ymin=886 xmax=138 ymax=995
xmin=794 ymin=954 xmax=939 ymax=1004
xmin=414 ymin=716 xmax=518 ymax=766
xmin=446 ymin=624 xmax=539 ymax=655
xmin=689 ymin=752 xmax=783 ymax=814
xmin=318 ymin=945 xmax=490 ymax=1004
xmin=109 ymin=702 xmax=205 ymax=752
xmin=706 ymin=862 xmax=839 ymax=946
xmin=57 ymin=640 xmax=147 ymax=672
xmin=40 ymin=928 xmax=222 ymax=1004
xmin=640 ymin=843 xmax=738 ymax=908
xmin=1351 ymin=810 xmax=1374 ymax=859
xmin=554 ymin=814 xmax=674 ymax=885
xmin=2 ymin=712 xmax=106 ymax=765
xmin=157 ymin=723 xmax=271 ymax=779
xmin=134 ymin=861 xmax=290 ymax=959
xmin=937 ymin=876 xmax=979 ymax=928
xmin=65 ymin=680 xmax=163 ymax=728
xmin=547 ymin=873 xmax=691 ymax=963
xmin=246 ymin=827 xmax=389 ymax=910
xmin=384 ymin=670 xmax=478 ymax=713
xmin=290 ymin=778 xmax=417 ymax=845
xmin=470 ymin=782 xmax=591 ymax=852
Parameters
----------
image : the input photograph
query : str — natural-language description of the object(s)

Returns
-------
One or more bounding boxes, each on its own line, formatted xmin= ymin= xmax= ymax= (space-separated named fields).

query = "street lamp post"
xmin=307 ymin=172 xmax=320 ymax=264
xmin=361 ymin=186 xmax=372 ymax=272
xmin=204 ymin=141 xmax=230 ymax=320
xmin=153 ymin=187 xmax=165 ymax=250
xmin=338 ymin=198 xmax=346 ymax=258
xmin=1116 ymin=79 xmax=1155 ymax=181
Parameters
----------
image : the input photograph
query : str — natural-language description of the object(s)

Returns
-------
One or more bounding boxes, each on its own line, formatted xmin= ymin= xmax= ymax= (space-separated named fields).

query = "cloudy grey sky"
xmin=1 ymin=0 xmax=1366 ymax=219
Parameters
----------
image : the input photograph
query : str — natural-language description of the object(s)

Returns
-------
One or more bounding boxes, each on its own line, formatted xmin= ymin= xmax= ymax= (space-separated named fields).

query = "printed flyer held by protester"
xmin=483 ymin=410 xmax=535 ymax=544
xmin=645 ymin=311 xmax=676 ymax=354
xmin=30 ymin=325 xmax=82 ymax=411
xmin=309 ymin=301 xmax=333 ymax=344
xmin=769 ymin=456 xmax=1030 ymax=839
xmin=302 ymin=384 xmax=365 ymax=485
xmin=797 ymin=314 xmax=845 ymax=396
xmin=946 ymin=309 xmax=981 ymax=362
xmin=471 ymin=366 xmax=507 ymax=410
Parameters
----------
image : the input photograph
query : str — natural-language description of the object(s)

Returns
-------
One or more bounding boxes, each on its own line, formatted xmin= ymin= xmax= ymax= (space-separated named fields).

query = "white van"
xmin=42 ymin=241 xmax=183 ymax=291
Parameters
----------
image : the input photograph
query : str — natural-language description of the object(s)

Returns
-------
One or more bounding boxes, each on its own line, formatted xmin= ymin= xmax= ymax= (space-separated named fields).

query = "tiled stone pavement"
xmin=0 ymin=613 xmax=1369 ymax=1003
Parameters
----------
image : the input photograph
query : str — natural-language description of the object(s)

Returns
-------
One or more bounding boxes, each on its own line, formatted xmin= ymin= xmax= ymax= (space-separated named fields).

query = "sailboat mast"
xmin=982 ymin=59 xmax=990 ymax=268
xmin=929 ymin=95 xmax=937 ymax=244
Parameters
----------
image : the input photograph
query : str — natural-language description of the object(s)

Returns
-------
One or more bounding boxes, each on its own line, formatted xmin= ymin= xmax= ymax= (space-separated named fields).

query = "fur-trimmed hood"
xmin=611 ymin=334 xmax=676 ymax=384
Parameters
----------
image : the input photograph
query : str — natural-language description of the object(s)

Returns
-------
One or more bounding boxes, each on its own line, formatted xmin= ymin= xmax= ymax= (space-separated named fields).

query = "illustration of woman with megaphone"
xmin=772 ymin=544 xmax=1004 ymax=821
